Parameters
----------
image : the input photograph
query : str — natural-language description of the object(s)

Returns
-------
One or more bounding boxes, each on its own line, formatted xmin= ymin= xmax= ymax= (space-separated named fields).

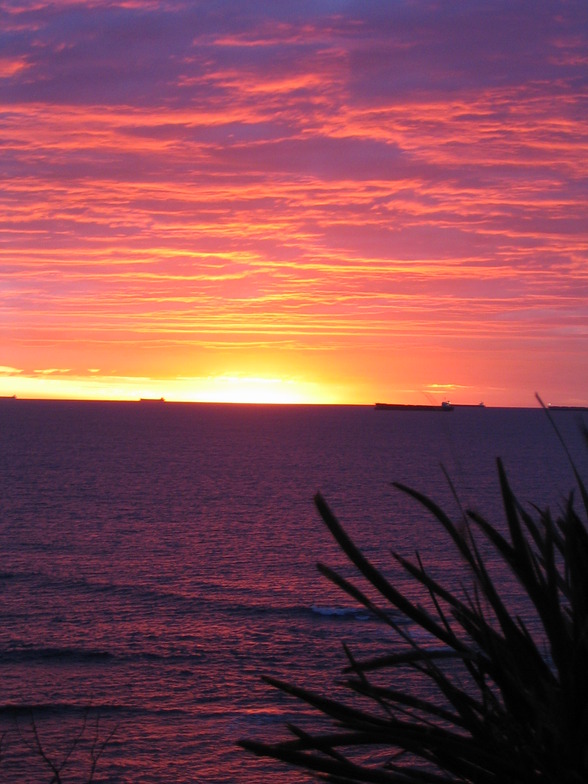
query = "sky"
xmin=1 ymin=0 xmax=587 ymax=406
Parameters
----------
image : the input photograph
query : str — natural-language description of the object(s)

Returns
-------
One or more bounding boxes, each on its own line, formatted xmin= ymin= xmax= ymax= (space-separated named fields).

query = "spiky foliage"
xmin=240 ymin=444 xmax=588 ymax=782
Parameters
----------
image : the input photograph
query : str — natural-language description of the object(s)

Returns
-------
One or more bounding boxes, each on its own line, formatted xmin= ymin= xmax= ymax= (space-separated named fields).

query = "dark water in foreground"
xmin=0 ymin=400 xmax=587 ymax=783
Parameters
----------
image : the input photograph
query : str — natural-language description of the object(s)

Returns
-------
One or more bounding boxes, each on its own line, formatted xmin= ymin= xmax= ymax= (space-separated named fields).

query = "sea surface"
xmin=1 ymin=400 xmax=587 ymax=783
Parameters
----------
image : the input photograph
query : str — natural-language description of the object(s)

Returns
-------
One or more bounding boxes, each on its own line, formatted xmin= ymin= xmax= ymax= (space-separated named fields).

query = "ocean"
xmin=1 ymin=400 xmax=586 ymax=783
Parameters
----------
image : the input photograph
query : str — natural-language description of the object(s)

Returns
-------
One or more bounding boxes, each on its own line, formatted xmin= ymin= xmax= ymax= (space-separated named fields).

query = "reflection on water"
xmin=0 ymin=401 xmax=586 ymax=782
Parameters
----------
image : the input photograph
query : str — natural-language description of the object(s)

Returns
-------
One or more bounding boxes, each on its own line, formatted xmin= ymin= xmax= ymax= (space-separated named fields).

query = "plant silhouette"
xmin=241 ymin=413 xmax=588 ymax=783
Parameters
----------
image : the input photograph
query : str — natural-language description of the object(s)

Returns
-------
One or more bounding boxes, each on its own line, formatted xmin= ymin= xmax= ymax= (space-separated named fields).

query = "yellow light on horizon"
xmin=0 ymin=371 xmax=340 ymax=405
xmin=190 ymin=375 xmax=315 ymax=404
xmin=171 ymin=373 xmax=344 ymax=405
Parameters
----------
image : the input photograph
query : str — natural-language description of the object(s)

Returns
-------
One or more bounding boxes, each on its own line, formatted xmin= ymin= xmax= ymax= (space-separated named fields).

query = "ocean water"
xmin=0 ymin=400 xmax=586 ymax=783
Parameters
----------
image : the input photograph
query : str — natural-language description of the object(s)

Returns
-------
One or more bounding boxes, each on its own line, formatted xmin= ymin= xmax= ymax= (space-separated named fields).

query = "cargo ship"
xmin=375 ymin=401 xmax=454 ymax=411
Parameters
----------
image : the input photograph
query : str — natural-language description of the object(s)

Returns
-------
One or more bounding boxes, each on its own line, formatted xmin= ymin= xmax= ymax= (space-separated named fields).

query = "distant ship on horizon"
xmin=547 ymin=403 xmax=588 ymax=411
xmin=375 ymin=401 xmax=454 ymax=411
xmin=375 ymin=400 xmax=487 ymax=411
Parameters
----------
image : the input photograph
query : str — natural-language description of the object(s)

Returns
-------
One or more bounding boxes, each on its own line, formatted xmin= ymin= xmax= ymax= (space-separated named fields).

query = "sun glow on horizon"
xmin=174 ymin=374 xmax=339 ymax=405
xmin=0 ymin=371 xmax=342 ymax=405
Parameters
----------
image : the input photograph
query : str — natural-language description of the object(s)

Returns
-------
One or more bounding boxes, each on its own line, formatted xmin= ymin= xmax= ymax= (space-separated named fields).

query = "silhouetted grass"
xmin=240 ymin=409 xmax=588 ymax=782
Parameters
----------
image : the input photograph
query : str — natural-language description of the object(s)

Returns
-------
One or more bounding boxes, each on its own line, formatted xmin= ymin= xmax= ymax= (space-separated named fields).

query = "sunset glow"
xmin=2 ymin=1 xmax=587 ymax=406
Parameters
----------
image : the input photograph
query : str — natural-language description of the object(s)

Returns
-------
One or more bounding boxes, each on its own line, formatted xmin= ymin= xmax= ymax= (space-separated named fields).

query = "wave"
xmin=310 ymin=605 xmax=410 ymax=624
xmin=0 ymin=701 xmax=196 ymax=723
xmin=0 ymin=646 xmax=114 ymax=664
xmin=228 ymin=707 xmax=308 ymax=734
xmin=0 ymin=700 xmax=127 ymax=718
xmin=0 ymin=569 xmax=200 ymax=609
xmin=0 ymin=646 xmax=206 ymax=666
xmin=311 ymin=605 xmax=371 ymax=620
